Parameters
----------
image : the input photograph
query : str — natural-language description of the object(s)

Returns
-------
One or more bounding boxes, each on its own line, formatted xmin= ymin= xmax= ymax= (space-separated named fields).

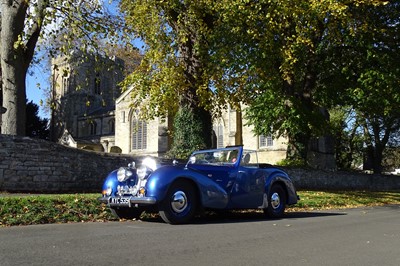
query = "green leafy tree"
xmin=383 ymin=144 xmax=400 ymax=172
xmin=120 ymin=0 xmax=216 ymax=149
xmin=307 ymin=1 xmax=400 ymax=173
xmin=118 ymin=0 xmax=397 ymax=167
xmin=0 ymin=0 xmax=124 ymax=136
xmin=26 ymin=100 xmax=49 ymax=139
xmin=211 ymin=0 xmax=391 ymax=165
xmin=337 ymin=1 xmax=400 ymax=174
xmin=207 ymin=0 xmax=350 ymax=162
xmin=329 ymin=106 xmax=364 ymax=170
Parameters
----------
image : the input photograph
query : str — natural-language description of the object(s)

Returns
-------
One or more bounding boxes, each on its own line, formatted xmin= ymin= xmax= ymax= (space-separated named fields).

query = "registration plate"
xmin=109 ymin=197 xmax=131 ymax=207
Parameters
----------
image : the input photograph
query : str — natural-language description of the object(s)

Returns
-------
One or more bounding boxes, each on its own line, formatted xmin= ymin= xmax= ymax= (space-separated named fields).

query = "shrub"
xmin=167 ymin=105 xmax=207 ymax=159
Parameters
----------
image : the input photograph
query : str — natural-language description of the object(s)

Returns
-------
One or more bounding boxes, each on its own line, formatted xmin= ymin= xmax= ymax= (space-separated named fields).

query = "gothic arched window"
xmin=62 ymin=76 xmax=69 ymax=95
xmin=90 ymin=121 xmax=97 ymax=135
xmin=132 ymin=118 xmax=147 ymax=150
xmin=94 ymin=73 xmax=101 ymax=95
xmin=213 ymin=123 xmax=224 ymax=148
xmin=108 ymin=119 xmax=115 ymax=134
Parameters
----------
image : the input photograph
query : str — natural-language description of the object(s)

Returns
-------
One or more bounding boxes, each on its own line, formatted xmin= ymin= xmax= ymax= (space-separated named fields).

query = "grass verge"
xmin=0 ymin=194 xmax=116 ymax=226
xmin=1 ymin=191 xmax=399 ymax=226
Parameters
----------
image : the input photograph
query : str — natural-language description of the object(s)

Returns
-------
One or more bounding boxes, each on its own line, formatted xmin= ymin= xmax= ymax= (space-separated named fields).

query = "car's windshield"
xmin=187 ymin=147 xmax=240 ymax=166
xmin=240 ymin=150 xmax=259 ymax=167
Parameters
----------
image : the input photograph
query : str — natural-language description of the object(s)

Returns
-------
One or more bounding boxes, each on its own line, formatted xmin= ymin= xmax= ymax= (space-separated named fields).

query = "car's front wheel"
xmin=110 ymin=207 xmax=143 ymax=220
xmin=159 ymin=181 xmax=198 ymax=224
xmin=264 ymin=184 xmax=286 ymax=218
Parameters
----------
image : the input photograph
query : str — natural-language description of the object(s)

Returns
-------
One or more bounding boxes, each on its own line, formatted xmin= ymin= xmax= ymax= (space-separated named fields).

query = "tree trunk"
xmin=286 ymin=132 xmax=309 ymax=163
xmin=193 ymin=106 xmax=212 ymax=148
xmin=1 ymin=0 xmax=45 ymax=136
xmin=235 ymin=107 xmax=243 ymax=146
xmin=372 ymin=147 xmax=384 ymax=174
xmin=175 ymin=15 xmax=213 ymax=149
xmin=362 ymin=119 xmax=392 ymax=174
xmin=1 ymin=1 xmax=28 ymax=135
xmin=1 ymin=63 xmax=27 ymax=135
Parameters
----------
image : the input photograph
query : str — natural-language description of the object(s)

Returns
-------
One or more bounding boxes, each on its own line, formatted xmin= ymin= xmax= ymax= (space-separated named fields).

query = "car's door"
xmin=188 ymin=164 xmax=238 ymax=191
xmin=228 ymin=166 xmax=266 ymax=208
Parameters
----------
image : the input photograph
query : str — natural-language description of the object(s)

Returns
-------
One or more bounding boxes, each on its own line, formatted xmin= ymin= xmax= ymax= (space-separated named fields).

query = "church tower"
xmin=50 ymin=51 xmax=124 ymax=152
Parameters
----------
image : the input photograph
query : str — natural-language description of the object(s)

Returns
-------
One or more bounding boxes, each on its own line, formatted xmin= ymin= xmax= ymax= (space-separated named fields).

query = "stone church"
xmin=50 ymin=52 xmax=292 ymax=164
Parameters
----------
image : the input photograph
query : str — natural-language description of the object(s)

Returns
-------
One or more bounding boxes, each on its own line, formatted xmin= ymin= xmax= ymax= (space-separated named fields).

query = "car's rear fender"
xmin=265 ymin=171 xmax=298 ymax=205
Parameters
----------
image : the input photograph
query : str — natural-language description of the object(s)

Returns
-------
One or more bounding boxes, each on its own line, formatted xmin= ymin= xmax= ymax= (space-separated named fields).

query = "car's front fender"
xmin=145 ymin=166 xmax=229 ymax=209
xmin=101 ymin=170 xmax=118 ymax=195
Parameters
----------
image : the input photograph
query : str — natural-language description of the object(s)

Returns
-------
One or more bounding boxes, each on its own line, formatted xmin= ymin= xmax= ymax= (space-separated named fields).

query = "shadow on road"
xmin=284 ymin=211 xmax=347 ymax=219
xmin=141 ymin=209 xmax=347 ymax=225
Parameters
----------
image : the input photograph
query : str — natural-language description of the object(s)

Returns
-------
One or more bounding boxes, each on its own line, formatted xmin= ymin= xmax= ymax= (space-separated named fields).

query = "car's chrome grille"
xmin=117 ymin=185 xmax=138 ymax=196
xmin=116 ymin=178 xmax=148 ymax=196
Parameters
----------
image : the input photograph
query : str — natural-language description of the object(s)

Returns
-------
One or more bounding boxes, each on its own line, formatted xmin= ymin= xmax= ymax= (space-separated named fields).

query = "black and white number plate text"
xmin=109 ymin=197 xmax=131 ymax=207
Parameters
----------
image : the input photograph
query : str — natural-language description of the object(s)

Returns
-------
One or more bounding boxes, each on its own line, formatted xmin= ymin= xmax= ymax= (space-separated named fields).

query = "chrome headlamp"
xmin=136 ymin=157 xmax=157 ymax=180
xmin=142 ymin=157 xmax=157 ymax=171
xmin=136 ymin=165 xmax=149 ymax=180
xmin=117 ymin=167 xmax=133 ymax=182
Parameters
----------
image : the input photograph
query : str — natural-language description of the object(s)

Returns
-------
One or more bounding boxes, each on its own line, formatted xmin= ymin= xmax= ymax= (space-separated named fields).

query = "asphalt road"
xmin=1 ymin=205 xmax=399 ymax=266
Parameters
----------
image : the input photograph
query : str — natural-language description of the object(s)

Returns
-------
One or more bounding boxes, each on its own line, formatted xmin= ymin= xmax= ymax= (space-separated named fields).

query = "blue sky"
xmin=26 ymin=63 xmax=50 ymax=119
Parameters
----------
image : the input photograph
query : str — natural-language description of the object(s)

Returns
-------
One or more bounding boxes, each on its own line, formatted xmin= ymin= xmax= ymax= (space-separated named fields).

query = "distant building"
xmin=50 ymin=51 xmax=124 ymax=152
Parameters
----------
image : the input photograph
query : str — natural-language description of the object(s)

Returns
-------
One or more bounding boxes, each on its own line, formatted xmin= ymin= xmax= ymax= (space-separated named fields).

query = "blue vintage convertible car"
xmin=98 ymin=146 xmax=299 ymax=224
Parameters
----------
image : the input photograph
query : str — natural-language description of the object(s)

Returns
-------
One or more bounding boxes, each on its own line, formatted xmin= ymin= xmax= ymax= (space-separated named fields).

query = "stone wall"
xmin=0 ymin=135 xmax=135 ymax=193
xmin=286 ymin=168 xmax=400 ymax=192
xmin=1 ymin=135 xmax=399 ymax=193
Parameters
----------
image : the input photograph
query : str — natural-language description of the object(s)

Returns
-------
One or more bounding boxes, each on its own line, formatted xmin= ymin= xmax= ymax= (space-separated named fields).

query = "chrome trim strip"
xmin=97 ymin=196 xmax=157 ymax=206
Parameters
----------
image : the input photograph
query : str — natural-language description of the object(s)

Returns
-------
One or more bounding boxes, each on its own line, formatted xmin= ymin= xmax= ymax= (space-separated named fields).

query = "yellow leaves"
xmin=354 ymin=0 xmax=389 ymax=7
xmin=123 ymin=57 xmax=186 ymax=120
xmin=13 ymin=35 xmax=25 ymax=50
xmin=302 ymin=0 xmax=350 ymax=25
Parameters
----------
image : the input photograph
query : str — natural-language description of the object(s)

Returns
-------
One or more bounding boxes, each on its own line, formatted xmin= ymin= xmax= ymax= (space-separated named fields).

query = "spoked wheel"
xmin=264 ymin=184 xmax=287 ymax=218
xmin=111 ymin=207 xmax=143 ymax=220
xmin=159 ymin=181 xmax=198 ymax=224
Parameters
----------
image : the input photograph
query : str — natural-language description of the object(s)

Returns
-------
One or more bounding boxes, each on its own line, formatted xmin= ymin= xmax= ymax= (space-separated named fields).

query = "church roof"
xmin=84 ymin=105 xmax=115 ymax=117
xmin=116 ymin=84 xmax=137 ymax=104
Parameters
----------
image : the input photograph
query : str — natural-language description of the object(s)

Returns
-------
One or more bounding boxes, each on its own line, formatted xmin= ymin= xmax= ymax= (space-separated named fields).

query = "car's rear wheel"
xmin=159 ymin=181 xmax=197 ymax=224
xmin=111 ymin=207 xmax=143 ymax=220
xmin=264 ymin=184 xmax=286 ymax=218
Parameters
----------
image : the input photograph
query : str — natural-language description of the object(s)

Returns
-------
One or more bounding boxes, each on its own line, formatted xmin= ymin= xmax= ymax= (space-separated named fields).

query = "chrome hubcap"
xmin=271 ymin=192 xmax=281 ymax=210
xmin=171 ymin=191 xmax=188 ymax=213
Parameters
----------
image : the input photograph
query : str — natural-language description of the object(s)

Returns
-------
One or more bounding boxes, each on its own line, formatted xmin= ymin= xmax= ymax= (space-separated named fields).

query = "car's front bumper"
xmin=98 ymin=196 xmax=157 ymax=207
